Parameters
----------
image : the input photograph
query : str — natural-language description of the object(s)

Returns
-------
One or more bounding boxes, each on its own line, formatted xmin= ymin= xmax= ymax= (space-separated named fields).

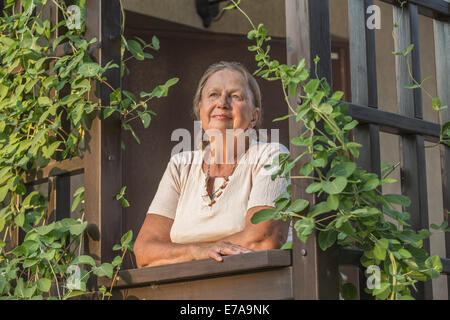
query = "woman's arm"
xmin=134 ymin=214 xmax=252 ymax=268
xmin=219 ymin=205 xmax=289 ymax=250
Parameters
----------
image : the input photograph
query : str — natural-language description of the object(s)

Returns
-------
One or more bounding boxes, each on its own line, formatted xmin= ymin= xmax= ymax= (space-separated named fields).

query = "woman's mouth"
xmin=212 ymin=114 xmax=232 ymax=120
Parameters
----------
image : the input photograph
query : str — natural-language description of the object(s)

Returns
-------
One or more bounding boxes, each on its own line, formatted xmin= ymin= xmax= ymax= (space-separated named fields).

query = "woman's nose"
xmin=217 ymin=95 xmax=231 ymax=108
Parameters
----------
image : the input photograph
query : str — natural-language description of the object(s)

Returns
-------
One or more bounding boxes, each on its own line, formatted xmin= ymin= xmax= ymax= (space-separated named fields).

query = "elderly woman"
xmin=134 ymin=61 xmax=290 ymax=268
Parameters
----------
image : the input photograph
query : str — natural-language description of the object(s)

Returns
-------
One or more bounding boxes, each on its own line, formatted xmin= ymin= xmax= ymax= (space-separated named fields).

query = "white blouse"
xmin=147 ymin=141 xmax=290 ymax=244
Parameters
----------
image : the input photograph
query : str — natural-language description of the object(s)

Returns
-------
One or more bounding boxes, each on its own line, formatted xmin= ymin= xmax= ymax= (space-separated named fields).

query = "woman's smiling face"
xmin=199 ymin=69 xmax=260 ymax=135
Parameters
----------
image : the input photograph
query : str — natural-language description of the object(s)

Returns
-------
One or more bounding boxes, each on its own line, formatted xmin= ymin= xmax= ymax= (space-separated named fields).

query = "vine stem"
xmin=48 ymin=261 xmax=62 ymax=300
xmin=290 ymin=175 xmax=320 ymax=181
xmin=98 ymin=78 xmax=115 ymax=92
xmin=107 ymin=248 xmax=128 ymax=300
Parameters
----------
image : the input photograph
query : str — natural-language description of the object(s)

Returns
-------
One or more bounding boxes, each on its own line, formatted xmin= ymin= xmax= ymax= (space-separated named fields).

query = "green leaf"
xmin=294 ymin=217 xmax=315 ymax=243
xmin=341 ymin=283 xmax=357 ymax=300
xmin=36 ymin=223 xmax=55 ymax=236
xmin=127 ymin=40 xmax=145 ymax=60
xmin=372 ymin=282 xmax=390 ymax=296
xmin=112 ymin=256 xmax=123 ymax=267
xmin=328 ymin=162 xmax=356 ymax=178
xmin=120 ymin=230 xmax=133 ymax=247
xmin=103 ymin=107 xmax=116 ymax=119
xmin=376 ymin=238 xmax=389 ymax=249
xmin=361 ymin=178 xmax=379 ymax=191
xmin=42 ymin=141 xmax=61 ymax=159
xmin=289 ymin=199 xmax=309 ymax=213
xmin=384 ymin=194 xmax=411 ymax=207
xmin=251 ymin=208 xmax=276 ymax=224
xmin=343 ymin=120 xmax=358 ymax=131
xmin=322 ymin=176 xmax=348 ymax=195
xmin=403 ymin=44 xmax=414 ymax=56
xmin=78 ymin=62 xmax=101 ymax=77
xmin=22 ymin=191 xmax=41 ymax=208
xmin=69 ymin=221 xmax=87 ymax=236
xmin=398 ymin=249 xmax=412 ymax=259
xmin=273 ymin=114 xmax=294 ymax=122
xmin=318 ymin=229 xmax=337 ymax=251
xmin=306 ymin=182 xmax=322 ymax=194
xmin=71 ymin=255 xmax=96 ymax=267
xmin=121 ymin=198 xmax=130 ymax=208
xmin=150 ymin=35 xmax=160 ymax=50
xmin=373 ymin=245 xmax=387 ymax=261
xmin=37 ymin=278 xmax=51 ymax=293
xmin=304 ymin=79 xmax=320 ymax=94
xmin=318 ymin=103 xmax=333 ymax=115
xmin=300 ymin=162 xmax=313 ymax=175
xmin=15 ymin=212 xmax=25 ymax=228
xmin=93 ymin=263 xmax=114 ymax=278
xmin=280 ymin=241 xmax=292 ymax=250
xmin=330 ymin=91 xmax=344 ymax=102
xmin=326 ymin=194 xmax=339 ymax=210
xmin=0 ymin=184 xmax=10 ymax=202
xmin=432 ymin=97 xmax=441 ymax=111
xmin=425 ymin=256 xmax=443 ymax=275
xmin=140 ymin=112 xmax=151 ymax=128
xmin=307 ymin=201 xmax=332 ymax=218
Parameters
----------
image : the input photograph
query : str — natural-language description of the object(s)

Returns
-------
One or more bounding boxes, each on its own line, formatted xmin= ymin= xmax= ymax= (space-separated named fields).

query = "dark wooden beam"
xmin=394 ymin=4 xmax=432 ymax=300
xmin=285 ymin=0 xmax=339 ymax=300
xmin=379 ymin=0 xmax=450 ymax=21
xmin=83 ymin=0 xmax=123 ymax=264
xmin=24 ymin=157 xmax=84 ymax=185
xmin=348 ymin=0 xmax=381 ymax=299
xmin=347 ymin=103 xmax=441 ymax=143
xmin=433 ymin=13 xmax=450 ymax=299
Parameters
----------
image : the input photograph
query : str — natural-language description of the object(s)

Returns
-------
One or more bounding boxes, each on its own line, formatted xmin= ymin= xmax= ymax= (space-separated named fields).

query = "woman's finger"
xmin=209 ymin=250 xmax=223 ymax=262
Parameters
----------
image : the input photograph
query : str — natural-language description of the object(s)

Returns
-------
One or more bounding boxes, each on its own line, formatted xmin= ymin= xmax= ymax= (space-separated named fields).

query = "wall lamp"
xmin=196 ymin=0 xmax=232 ymax=28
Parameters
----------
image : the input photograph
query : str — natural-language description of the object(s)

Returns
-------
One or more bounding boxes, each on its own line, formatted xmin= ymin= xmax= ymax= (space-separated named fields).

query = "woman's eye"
xmin=209 ymin=93 xmax=218 ymax=97
xmin=232 ymin=95 xmax=241 ymax=100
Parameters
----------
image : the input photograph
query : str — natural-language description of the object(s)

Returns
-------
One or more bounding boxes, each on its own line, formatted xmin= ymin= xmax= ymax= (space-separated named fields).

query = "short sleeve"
xmin=247 ymin=143 xmax=290 ymax=210
xmin=147 ymin=157 xmax=181 ymax=220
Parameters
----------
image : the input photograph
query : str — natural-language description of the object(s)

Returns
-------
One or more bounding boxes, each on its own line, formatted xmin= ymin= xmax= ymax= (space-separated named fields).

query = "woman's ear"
xmin=251 ymin=107 xmax=261 ymax=127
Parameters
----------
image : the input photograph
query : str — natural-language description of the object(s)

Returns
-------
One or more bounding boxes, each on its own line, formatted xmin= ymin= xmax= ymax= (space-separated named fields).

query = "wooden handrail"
xmin=98 ymin=250 xmax=292 ymax=289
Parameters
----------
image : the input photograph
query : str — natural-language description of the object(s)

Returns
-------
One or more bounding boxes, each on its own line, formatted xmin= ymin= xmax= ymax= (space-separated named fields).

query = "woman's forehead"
xmin=204 ymin=69 xmax=248 ymax=89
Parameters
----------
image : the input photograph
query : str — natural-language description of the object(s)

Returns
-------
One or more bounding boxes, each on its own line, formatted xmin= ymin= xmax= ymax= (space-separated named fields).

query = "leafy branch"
xmin=0 ymin=0 xmax=177 ymax=300
xmin=227 ymin=0 xmax=447 ymax=300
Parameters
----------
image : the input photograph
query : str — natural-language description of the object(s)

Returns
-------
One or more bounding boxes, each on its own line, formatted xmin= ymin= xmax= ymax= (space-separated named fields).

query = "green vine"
xmin=0 ymin=0 xmax=178 ymax=299
xmin=227 ymin=0 xmax=449 ymax=300
xmin=392 ymin=1 xmax=449 ymax=148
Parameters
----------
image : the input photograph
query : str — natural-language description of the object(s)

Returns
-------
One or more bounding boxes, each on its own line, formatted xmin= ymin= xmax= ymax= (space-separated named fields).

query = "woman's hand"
xmin=190 ymin=241 xmax=253 ymax=262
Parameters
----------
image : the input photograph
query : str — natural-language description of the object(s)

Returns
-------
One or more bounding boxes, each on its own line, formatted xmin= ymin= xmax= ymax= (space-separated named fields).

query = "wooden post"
xmin=285 ymin=0 xmax=339 ymax=300
xmin=347 ymin=0 xmax=381 ymax=300
xmin=393 ymin=3 xmax=432 ymax=300
xmin=83 ymin=0 xmax=123 ymax=264
xmin=433 ymin=6 xmax=450 ymax=298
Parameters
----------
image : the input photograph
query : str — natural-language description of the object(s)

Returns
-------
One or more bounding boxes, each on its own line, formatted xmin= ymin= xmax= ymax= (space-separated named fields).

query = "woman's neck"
xmin=208 ymin=134 xmax=250 ymax=166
